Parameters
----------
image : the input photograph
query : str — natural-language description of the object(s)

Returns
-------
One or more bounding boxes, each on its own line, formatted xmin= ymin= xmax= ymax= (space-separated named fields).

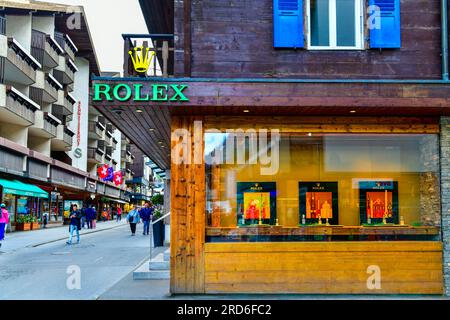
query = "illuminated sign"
xmin=129 ymin=46 xmax=155 ymax=74
xmin=93 ymin=83 xmax=189 ymax=102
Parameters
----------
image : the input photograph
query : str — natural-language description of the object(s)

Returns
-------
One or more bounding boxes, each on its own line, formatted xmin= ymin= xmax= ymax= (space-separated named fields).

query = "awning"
xmin=0 ymin=179 xmax=49 ymax=199
xmin=103 ymin=197 xmax=128 ymax=204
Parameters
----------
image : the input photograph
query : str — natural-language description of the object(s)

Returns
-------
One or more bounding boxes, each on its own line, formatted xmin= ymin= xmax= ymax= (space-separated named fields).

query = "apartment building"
xmin=0 ymin=0 xmax=133 ymax=229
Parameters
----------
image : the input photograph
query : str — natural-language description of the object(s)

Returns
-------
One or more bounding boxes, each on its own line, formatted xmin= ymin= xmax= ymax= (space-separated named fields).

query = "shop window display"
xmin=205 ymin=133 xmax=441 ymax=242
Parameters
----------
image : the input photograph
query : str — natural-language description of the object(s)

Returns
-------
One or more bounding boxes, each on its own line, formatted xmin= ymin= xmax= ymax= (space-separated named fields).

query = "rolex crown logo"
xmin=128 ymin=46 xmax=155 ymax=73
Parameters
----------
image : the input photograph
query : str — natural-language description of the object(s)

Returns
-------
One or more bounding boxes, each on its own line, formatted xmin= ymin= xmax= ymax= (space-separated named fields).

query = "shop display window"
xmin=205 ymin=133 xmax=441 ymax=242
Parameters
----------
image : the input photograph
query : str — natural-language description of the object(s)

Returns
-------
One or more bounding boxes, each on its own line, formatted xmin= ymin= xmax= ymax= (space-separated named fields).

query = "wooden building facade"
xmin=92 ymin=0 xmax=450 ymax=295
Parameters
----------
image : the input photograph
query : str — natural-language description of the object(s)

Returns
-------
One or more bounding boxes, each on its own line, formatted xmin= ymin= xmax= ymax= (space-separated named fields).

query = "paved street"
xmin=0 ymin=222 xmax=161 ymax=300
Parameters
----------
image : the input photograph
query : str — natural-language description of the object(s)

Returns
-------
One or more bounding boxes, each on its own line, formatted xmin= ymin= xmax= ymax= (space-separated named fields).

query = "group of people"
xmin=126 ymin=202 xmax=155 ymax=236
xmin=0 ymin=200 xmax=156 ymax=248
xmin=66 ymin=204 xmax=98 ymax=245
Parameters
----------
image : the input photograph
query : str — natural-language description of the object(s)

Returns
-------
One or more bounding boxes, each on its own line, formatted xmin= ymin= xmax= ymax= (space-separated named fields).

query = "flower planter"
xmin=16 ymin=223 xmax=31 ymax=231
xmin=31 ymin=223 xmax=40 ymax=230
xmin=152 ymin=220 xmax=165 ymax=247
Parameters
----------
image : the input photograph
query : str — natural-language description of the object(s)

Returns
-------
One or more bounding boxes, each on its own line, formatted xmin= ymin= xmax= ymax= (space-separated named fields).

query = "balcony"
xmin=53 ymin=56 xmax=77 ymax=85
xmin=112 ymin=137 xmax=118 ymax=150
xmin=53 ymin=90 xmax=75 ymax=121
xmin=54 ymin=32 xmax=78 ymax=62
xmin=87 ymin=147 xmax=104 ymax=164
xmin=29 ymin=111 xmax=60 ymax=138
xmin=1 ymin=36 xmax=41 ymax=85
xmin=31 ymin=72 xmax=62 ymax=104
xmin=52 ymin=125 xmax=74 ymax=151
xmin=105 ymin=130 xmax=113 ymax=146
xmin=0 ymin=85 xmax=38 ymax=126
xmin=88 ymin=121 xmax=105 ymax=140
xmin=31 ymin=29 xmax=63 ymax=69
xmin=121 ymin=149 xmax=132 ymax=163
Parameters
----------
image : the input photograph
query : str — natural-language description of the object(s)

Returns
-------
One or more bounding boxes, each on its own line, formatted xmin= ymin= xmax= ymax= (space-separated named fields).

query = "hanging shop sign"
xmin=93 ymin=83 xmax=189 ymax=102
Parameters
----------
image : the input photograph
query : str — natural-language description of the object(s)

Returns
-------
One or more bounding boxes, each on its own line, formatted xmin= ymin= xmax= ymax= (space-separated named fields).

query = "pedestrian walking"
xmin=91 ymin=205 xmax=97 ymax=229
xmin=80 ymin=204 xmax=87 ymax=229
xmin=127 ymin=206 xmax=140 ymax=236
xmin=0 ymin=204 xmax=10 ymax=248
xmin=66 ymin=204 xmax=81 ymax=245
xmin=42 ymin=212 xmax=48 ymax=229
xmin=116 ymin=206 xmax=122 ymax=222
xmin=139 ymin=202 xmax=154 ymax=236
xmin=102 ymin=208 xmax=108 ymax=222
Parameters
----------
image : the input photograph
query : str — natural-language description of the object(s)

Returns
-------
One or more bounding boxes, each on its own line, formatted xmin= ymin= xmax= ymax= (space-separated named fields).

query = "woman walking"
xmin=127 ymin=206 xmax=140 ymax=236
xmin=0 ymin=204 xmax=9 ymax=248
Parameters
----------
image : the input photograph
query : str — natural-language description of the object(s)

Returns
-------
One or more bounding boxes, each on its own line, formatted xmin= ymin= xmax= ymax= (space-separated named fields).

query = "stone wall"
xmin=420 ymin=135 xmax=441 ymax=227
xmin=440 ymin=117 xmax=450 ymax=296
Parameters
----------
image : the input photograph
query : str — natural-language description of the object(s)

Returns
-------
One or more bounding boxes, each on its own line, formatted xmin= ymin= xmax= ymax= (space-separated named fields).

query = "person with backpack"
xmin=66 ymin=204 xmax=82 ymax=245
xmin=127 ymin=206 xmax=140 ymax=236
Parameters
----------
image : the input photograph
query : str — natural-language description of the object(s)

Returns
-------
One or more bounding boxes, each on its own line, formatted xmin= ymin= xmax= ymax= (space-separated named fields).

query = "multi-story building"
xmin=93 ymin=0 xmax=450 ymax=296
xmin=0 ymin=0 xmax=133 ymax=229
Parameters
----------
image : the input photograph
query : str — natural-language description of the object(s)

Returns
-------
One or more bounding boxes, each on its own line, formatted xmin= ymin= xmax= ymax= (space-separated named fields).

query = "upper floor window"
xmin=273 ymin=0 xmax=401 ymax=50
xmin=307 ymin=0 xmax=363 ymax=50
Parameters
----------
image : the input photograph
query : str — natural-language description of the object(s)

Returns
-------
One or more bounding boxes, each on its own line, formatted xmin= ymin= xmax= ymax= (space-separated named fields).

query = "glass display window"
xmin=205 ymin=132 xmax=441 ymax=242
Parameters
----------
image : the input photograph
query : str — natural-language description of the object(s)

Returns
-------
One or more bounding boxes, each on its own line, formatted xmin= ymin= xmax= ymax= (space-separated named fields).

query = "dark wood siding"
xmin=176 ymin=0 xmax=445 ymax=79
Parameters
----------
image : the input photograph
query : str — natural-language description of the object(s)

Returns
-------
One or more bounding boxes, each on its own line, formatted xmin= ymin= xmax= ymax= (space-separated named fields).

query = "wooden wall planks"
xmin=204 ymin=242 xmax=444 ymax=294
xmin=173 ymin=0 xmax=446 ymax=79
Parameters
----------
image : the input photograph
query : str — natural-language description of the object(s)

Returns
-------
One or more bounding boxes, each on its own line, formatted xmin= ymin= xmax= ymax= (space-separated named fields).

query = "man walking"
xmin=116 ymin=206 xmax=122 ymax=222
xmin=66 ymin=204 xmax=81 ymax=245
xmin=139 ymin=202 xmax=154 ymax=236
xmin=0 ymin=204 xmax=9 ymax=248
xmin=127 ymin=206 xmax=140 ymax=236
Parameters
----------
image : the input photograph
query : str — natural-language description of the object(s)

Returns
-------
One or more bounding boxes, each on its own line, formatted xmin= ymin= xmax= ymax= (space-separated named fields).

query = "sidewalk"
xmin=0 ymin=220 xmax=128 ymax=254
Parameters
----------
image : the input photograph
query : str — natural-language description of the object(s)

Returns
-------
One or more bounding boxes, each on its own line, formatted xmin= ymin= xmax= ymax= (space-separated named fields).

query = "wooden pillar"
xmin=170 ymin=116 xmax=205 ymax=294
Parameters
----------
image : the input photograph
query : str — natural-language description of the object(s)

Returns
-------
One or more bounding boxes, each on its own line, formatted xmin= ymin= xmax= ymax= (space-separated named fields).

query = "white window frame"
xmin=306 ymin=0 xmax=364 ymax=50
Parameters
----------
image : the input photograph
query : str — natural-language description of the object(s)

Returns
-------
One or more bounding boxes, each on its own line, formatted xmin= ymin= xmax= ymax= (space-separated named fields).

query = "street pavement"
xmin=0 ymin=221 xmax=165 ymax=300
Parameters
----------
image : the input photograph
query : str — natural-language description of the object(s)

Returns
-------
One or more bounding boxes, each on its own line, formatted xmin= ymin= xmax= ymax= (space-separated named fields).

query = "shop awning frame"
xmin=0 ymin=179 xmax=49 ymax=198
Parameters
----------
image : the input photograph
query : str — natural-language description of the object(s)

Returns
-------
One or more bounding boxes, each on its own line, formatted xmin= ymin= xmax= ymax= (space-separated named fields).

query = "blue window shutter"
xmin=274 ymin=0 xmax=304 ymax=48
xmin=369 ymin=0 xmax=401 ymax=48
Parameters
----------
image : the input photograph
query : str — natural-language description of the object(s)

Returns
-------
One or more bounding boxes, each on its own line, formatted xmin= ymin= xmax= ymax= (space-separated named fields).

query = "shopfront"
xmin=92 ymin=78 xmax=450 ymax=296
xmin=0 ymin=178 xmax=49 ymax=229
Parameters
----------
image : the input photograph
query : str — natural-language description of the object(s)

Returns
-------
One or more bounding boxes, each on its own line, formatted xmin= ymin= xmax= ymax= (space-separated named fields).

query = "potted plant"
xmin=152 ymin=208 xmax=165 ymax=247
xmin=16 ymin=215 xmax=31 ymax=231
xmin=31 ymin=216 xmax=40 ymax=230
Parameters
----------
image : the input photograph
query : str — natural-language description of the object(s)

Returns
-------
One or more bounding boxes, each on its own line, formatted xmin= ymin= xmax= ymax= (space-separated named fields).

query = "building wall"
xmin=441 ymin=117 xmax=450 ymax=296
xmin=112 ymin=130 xmax=122 ymax=171
xmin=68 ymin=57 xmax=89 ymax=171
xmin=176 ymin=0 xmax=444 ymax=79
xmin=32 ymin=16 xmax=55 ymax=37
xmin=5 ymin=14 xmax=32 ymax=52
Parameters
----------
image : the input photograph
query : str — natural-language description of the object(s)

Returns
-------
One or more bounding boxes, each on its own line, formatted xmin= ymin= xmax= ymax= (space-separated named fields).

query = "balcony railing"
xmin=2 ymin=86 xmax=39 ymax=125
xmin=122 ymin=34 xmax=174 ymax=77
xmin=64 ymin=126 xmax=75 ymax=146
xmin=5 ymin=38 xmax=41 ymax=85
xmin=54 ymin=32 xmax=78 ymax=61
xmin=87 ymin=147 xmax=104 ymax=163
xmin=31 ymin=29 xmax=63 ymax=68
xmin=88 ymin=121 xmax=105 ymax=140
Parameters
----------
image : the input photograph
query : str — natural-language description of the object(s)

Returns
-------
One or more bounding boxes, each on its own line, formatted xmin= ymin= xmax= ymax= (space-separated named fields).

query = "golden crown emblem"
xmin=128 ymin=46 xmax=156 ymax=73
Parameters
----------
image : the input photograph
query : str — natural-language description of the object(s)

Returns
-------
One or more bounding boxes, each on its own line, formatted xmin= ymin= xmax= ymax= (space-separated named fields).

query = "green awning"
xmin=0 ymin=179 xmax=48 ymax=199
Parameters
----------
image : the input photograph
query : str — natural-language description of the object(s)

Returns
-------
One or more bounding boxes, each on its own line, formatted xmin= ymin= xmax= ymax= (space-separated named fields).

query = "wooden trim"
xmin=183 ymin=0 xmax=191 ymax=77
xmin=204 ymin=242 xmax=444 ymax=294
xmin=204 ymin=116 xmax=440 ymax=134
xmin=170 ymin=116 xmax=205 ymax=294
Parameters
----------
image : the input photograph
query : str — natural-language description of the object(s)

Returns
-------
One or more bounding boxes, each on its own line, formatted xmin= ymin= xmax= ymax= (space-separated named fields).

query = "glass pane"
xmin=336 ymin=0 xmax=356 ymax=47
xmin=310 ymin=0 xmax=330 ymax=46
xmin=205 ymin=132 xmax=441 ymax=243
